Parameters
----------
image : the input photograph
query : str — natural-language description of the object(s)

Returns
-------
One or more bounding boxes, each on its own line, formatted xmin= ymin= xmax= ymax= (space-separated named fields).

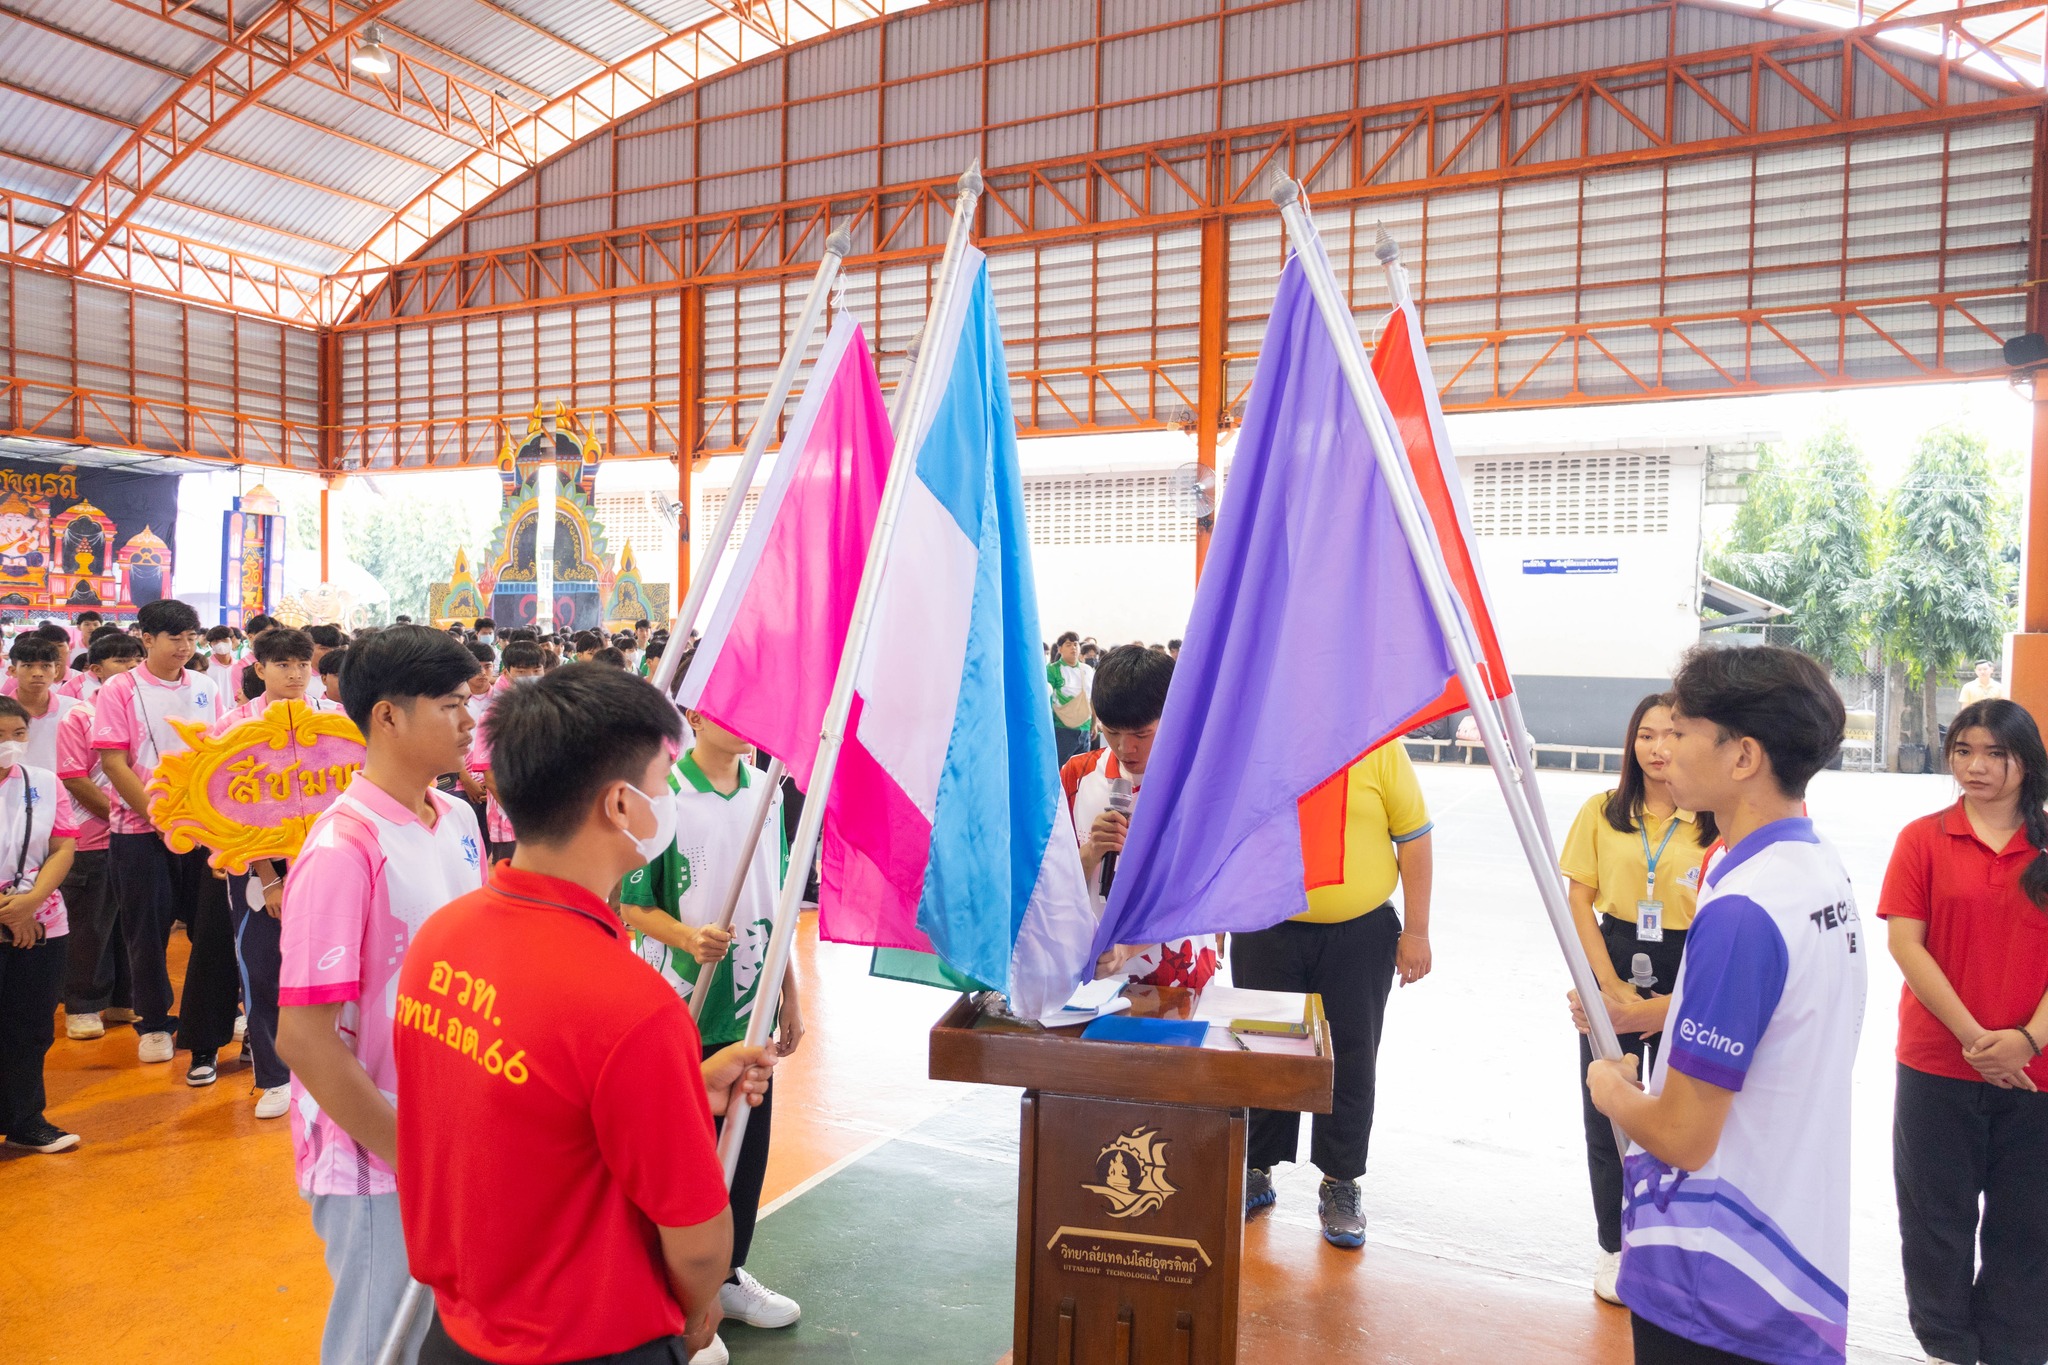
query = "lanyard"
xmin=1640 ymin=815 xmax=1678 ymax=902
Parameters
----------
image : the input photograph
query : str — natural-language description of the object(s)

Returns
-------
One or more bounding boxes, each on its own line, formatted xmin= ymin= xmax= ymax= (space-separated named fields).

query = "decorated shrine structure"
xmin=0 ymin=465 xmax=179 ymax=619
xmin=429 ymin=404 xmax=669 ymax=634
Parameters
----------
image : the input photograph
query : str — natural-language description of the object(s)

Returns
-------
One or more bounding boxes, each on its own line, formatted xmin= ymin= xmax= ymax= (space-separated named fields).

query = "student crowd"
xmin=0 ymin=603 xmax=2042 ymax=1365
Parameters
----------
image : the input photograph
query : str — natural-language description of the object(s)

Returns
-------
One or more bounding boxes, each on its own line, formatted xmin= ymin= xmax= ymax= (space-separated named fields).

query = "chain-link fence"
xmin=1831 ymin=669 xmax=1889 ymax=773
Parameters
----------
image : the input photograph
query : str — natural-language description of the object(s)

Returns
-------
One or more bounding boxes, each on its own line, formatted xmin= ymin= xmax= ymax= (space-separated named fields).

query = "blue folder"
xmin=1080 ymin=1015 xmax=1209 ymax=1047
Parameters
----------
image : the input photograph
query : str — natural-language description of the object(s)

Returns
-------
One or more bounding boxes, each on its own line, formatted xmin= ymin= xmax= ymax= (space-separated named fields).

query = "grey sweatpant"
xmin=308 ymin=1191 xmax=428 ymax=1365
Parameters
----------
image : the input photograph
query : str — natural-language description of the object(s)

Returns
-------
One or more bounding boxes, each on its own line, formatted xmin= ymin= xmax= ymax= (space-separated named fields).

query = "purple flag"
xmin=1090 ymin=248 xmax=1457 ymax=958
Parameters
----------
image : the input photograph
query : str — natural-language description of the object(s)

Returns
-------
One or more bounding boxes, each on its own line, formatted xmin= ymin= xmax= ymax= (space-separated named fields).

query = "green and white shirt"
xmin=620 ymin=751 xmax=787 ymax=1047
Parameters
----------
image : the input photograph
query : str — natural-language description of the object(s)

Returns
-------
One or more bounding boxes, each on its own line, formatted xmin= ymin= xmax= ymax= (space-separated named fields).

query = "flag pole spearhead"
xmin=1270 ymin=175 xmax=1300 ymax=208
xmin=1374 ymin=222 xmax=1400 ymax=266
xmin=825 ymin=227 xmax=854 ymax=258
xmin=958 ymin=159 xmax=984 ymax=198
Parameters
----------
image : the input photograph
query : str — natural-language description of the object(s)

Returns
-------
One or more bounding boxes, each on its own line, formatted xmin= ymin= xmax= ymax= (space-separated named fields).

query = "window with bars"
xmin=699 ymin=487 xmax=764 ymax=549
xmin=1466 ymin=455 xmax=1671 ymax=537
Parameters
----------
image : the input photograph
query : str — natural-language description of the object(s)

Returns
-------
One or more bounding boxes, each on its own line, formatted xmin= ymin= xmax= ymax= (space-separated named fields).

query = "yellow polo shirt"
xmin=1294 ymin=742 xmax=1432 ymax=924
xmin=1558 ymin=791 xmax=1708 ymax=931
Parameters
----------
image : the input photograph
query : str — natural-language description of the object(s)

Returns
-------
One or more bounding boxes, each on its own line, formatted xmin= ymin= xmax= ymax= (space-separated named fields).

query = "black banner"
xmin=0 ymin=461 xmax=181 ymax=620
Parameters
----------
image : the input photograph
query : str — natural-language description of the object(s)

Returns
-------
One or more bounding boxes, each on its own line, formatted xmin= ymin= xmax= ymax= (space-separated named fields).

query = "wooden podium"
xmin=930 ymin=986 xmax=1334 ymax=1365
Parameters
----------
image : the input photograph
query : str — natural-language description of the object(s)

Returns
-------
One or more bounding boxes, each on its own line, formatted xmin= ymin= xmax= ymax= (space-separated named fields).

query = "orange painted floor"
xmin=4 ymin=911 xmax=1633 ymax=1365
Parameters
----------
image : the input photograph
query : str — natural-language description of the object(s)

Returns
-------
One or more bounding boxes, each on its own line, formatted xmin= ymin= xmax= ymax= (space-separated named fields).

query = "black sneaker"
xmin=187 ymin=1051 xmax=219 ymax=1087
xmin=1318 ymin=1177 xmax=1366 ymax=1249
xmin=4 ymin=1120 xmax=80 ymax=1153
xmin=1245 ymin=1167 xmax=1276 ymax=1217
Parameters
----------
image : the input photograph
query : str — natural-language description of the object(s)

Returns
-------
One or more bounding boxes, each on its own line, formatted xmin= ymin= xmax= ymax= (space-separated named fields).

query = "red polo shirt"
xmin=394 ymin=863 xmax=728 ymax=1364
xmin=1877 ymin=802 xmax=2048 ymax=1088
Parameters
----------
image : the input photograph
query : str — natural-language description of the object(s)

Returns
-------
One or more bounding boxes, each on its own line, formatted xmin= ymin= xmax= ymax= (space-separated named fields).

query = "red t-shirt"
xmin=1876 ymin=803 xmax=2048 ymax=1088
xmin=394 ymin=863 xmax=729 ymax=1364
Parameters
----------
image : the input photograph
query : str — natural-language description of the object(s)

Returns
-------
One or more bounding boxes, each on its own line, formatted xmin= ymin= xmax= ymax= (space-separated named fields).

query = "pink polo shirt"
xmin=55 ymin=702 xmax=110 ymax=853
xmin=468 ymin=678 xmax=514 ymax=845
xmin=278 ymin=775 xmax=485 ymax=1197
xmin=0 ymin=764 xmax=80 ymax=934
xmin=90 ymin=664 xmax=225 ymax=835
xmin=210 ymin=691 xmax=344 ymax=737
xmin=56 ymin=671 xmax=98 ymax=704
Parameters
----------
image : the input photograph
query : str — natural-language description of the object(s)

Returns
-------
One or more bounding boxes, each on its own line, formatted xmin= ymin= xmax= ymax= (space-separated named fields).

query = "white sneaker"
xmin=233 ymin=1013 xmax=247 ymax=1041
xmin=719 ymin=1268 xmax=800 ymax=1328
xmin=137 ymin=1031 xmax=173 ymax=1064
xmin=688 ymin=1336 xmax=728 ymax=1365
xmin=66 ymin=1012 xmax=104 ymax=1040
xmin=1593 ymin=1248 xmax=1623 ymax=1305
xmin=254 ymin=1085 xmax=291 ymax=1120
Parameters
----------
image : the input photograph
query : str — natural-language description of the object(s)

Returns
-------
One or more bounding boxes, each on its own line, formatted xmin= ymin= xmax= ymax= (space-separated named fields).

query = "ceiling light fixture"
xmin=351 ymin=23 xmax=394 ymax=77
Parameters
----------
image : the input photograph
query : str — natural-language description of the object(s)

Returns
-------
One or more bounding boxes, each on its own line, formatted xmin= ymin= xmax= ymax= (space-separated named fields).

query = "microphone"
xmin=1100 ymin=775 xmax=1134 ymax=896
xmin=1629 ymin=953 xmax=1657 ymax=990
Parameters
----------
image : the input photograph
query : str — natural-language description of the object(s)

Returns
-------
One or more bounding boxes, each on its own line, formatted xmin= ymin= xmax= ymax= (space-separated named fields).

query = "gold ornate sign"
xmin=1082 ymin=1127 xmax=1177 ymax=1219
xmin=147 ymin=701 xmax=367 ymax=873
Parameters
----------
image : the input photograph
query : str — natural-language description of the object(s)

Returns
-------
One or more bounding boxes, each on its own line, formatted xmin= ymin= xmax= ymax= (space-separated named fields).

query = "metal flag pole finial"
xmin=651 ymin=231 xmax=854 ymax=698
xmin=1271 ymin=187 xmax=1630 ymax=1156
xmin=709 ymin=164 xmax=987 ymax=1188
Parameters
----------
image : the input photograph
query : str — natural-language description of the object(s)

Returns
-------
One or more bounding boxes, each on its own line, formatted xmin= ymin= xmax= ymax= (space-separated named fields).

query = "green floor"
xmin=725 ymin=1087 xmax=1019 ymax=1362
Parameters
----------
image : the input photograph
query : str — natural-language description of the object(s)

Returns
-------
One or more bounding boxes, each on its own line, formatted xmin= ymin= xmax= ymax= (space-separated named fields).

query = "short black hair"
xmin=77 ymin=611 xmax=102 ymax=624
xmin=644 ymin=639 xmax=665 ymax=662
xmin=242 ymin=661 xmax=265 ymax=700
xmin=467 ymin=642 xmax=496 ymax=666
xmin=9 ymin=635 xmax=61 ymax=666
xmin=1168 ymin=638 xmax=1183 ymax=651
xmin=206 ymin=625 xmax=235 ymax=643
xmin=334 ymin=625 xmax=479 ymax=733
xmin=246 ymin=614 xmax=280 ymax=634
xmin=572 ymin=630 xmax=604 ymax=653
xmin=252 ymin=627 xmax=314 ymax=664
xmin=0 ymin=696 xmax=27 ymax=726
xmin=307 ymin=623 xmax=346 ymax=650
xmin=1670 ymin=644 xmax=1845 ymax=799
xmin=593 ymin=646 xmax=626 ymax=668
xmin=474 ymin=617 xmax=496 ymax=631
xmin=1091 ymin=645 xmax=1174 ymax=730
xmin=486 ymin=664 xmax=682 ymax=847
xmin=635 ymin=619 xmax=650 ymax=630
xmin=34 ymin=622 xmax=68 ymax=646
xmin=317 ymin=647 xmax=346 ymax=679
xmin=89 ymin=633 xmax=144 ymax=666
xmin=395 ymin=614 xmax=413 ymax=624
xmin=88 ymin=624 xmax=124 ymax=643
xmin=137 ymin=600 xmax=201 ymax=636
xmin=500 ymin=641 xmax=544 ymax=672
xmin=1055 ymin=630 xmax=1079 ymax=648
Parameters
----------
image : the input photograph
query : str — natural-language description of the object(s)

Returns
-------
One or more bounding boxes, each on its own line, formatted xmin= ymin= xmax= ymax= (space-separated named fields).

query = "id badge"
xmin=1636 ymin=900 xmax=1665 ymax=943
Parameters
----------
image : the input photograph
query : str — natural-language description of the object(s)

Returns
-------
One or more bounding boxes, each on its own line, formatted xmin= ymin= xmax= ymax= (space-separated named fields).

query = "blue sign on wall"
xmin=1522 ymin=557 xmax=1619 ymax=576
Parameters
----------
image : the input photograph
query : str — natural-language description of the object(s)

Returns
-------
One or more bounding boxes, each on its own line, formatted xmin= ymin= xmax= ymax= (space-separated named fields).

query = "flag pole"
xmin=686 ymin=755 xmax=785 ymax=1026
xmin=651 ymin=228 xmax=854 ymax=698
xmin=1372 ymin=229 xmax=1561 ymax=870
xmin=1273 ymin=181 xmax=1632 ymax=1154
xmin=711 ymin=163 xmax=986 ymax=1185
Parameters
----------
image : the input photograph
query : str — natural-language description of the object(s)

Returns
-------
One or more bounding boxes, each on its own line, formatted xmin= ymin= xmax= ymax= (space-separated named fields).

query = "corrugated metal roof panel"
xmin=700 ymin=54 xmax=783 ymax=118
xmin=987 ymin=49 xmax=1091 ymax=128
xmin=1222 ymin=0 xmax=1352 ymax=80
xmin=1507 ymin=11 xmax=1667 ymax=84
xmin=259 ymin=79 xmax=485 ymax=168
xmin=990 ymin=0 xmax=1087 ymax=56
xmin=206 ymin=106 xmax=438 ymax=207
xmin=10 ymin=0 xmax=216 ymax=72
xmin=382 ymin=0 xmax=602 ymax=98
xmin=883 ymin=69 xmax=980 ymax=141
xmin=788 ymin=89 xmax=880 ymax=162
xmin=883 ymin=2 xmax=983 ymax=80
xmin=0 ymin=18 xmax=177 ymax=124
xmin=0 ymin=155 xmax=85 ymax=203
xmin=1102 ymin=21 xmax=1216 ymax=104
xmin=789 ymin=21 xmax=880 ymax=96
xmin=154 ymin=154 xmax=382 ymax=253
xmin=0 ymin=88 xmax=126 ymax=176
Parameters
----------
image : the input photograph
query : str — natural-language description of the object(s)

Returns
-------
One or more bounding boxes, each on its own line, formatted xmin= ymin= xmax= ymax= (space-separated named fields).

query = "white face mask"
xmin=0 ymin=741 xmax=27 ymax=769
xmin=618 ymin=781 xmax=676 ymax=864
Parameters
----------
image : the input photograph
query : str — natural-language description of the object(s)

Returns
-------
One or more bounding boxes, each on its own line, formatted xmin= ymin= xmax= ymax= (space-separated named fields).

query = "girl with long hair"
xmin=1879 ymin=698 xmax=2048 ymax=1365
xmin=1559 ymin=692 xmax=1718 ymax=1305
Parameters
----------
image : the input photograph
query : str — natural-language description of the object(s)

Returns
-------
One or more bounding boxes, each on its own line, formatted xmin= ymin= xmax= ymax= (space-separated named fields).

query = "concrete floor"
xmin=1 ymin=763 xmax=1946 ymax=1363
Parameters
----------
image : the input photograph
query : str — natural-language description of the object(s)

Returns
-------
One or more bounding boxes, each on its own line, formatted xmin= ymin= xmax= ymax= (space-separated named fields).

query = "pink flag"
xmin=678 ymin=314 xmax=892 ymax=790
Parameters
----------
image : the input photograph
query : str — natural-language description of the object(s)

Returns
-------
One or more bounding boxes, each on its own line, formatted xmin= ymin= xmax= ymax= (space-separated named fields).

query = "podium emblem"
xmin=1083 ymin=1127 xmax=1177 ymax=1219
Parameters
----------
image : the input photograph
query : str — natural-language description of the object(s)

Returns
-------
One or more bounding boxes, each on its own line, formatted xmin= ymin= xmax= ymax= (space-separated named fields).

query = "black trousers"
xmin=705 ymin=1041 xmax=773 ymax=1273
xmin=110 ymin=831 xmax=237 ymax=1050
xmin=1632 ymin=1314 xmax=1768 ymax=1364
xmin=1053 ymin=722 xmax=1087 ymax=764
xmin=1894 ymin=1062 xmax=2048 ymax=1365
xmin=421 ymin=1314 xmax=689 ymax=1365
xmin=1235 ymin=906 xmax=1399 ymax=1181
xmin=231 ymin=876 xmax=289 ymax=1090
xmin=60 ymin=848 xmax=129 ymax=1015
xmin=1580 ymin=913 xmax=1689 ymax=1253
xmin=0 ymin=932 xmax=67 ymax=1135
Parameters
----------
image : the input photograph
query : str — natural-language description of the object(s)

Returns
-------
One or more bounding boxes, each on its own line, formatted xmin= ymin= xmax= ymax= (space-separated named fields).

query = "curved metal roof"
xmin=0 ymin=0 xmax=2038 ymax=327
xmin=0 ymin=0 xmax=917 ymax=320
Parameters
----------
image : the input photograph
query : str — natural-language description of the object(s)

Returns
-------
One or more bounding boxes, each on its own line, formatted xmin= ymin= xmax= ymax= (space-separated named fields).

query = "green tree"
xmin=1776 ymin=427 xmax=1877 ymax=673
xmin=1869 ymin=425 xmax=2015 ymax=747
xmin=340 ymin=483 xmax=496 ymax=623
xmin=1706 ymin=441 xmax=1799 ymax=602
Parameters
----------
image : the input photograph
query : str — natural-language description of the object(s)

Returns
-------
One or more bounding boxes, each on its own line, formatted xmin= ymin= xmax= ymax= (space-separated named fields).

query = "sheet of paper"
xmin=1037 ymin=987 xmax=1133 ymax=1028
xmin=1190 ymin=985 xmax=1310 ymax=1025
xmin=1201 ymin=1023 xmax=1320 ymax=1056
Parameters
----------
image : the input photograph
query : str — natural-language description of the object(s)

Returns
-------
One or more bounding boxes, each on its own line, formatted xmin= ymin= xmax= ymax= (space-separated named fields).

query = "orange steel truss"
xmin=0 ymin=0 xmax=2043 ymax=472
